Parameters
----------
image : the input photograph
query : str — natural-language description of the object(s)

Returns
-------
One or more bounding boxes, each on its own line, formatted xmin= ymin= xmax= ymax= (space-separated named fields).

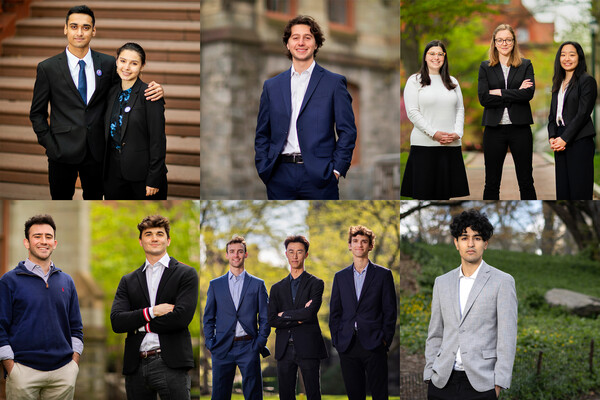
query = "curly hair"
xmin=24 ymin=214 xmax=56 ymax=239
xmin=450 ymin=209 xmax=494 ymax=241
xmin=282 ymin=15 xmax=325 ymax=60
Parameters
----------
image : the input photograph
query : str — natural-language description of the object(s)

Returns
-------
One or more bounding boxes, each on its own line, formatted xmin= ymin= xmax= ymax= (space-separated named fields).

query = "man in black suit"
xmin=268 ymin=235 xmax=327 ymax=400
xmin=329 ymin=226 xmax=397 ymax=400
xmin=110 ymin=215 xmax=198 ymax=400
xmin=29 ymin=5 xmax=163 ymax=199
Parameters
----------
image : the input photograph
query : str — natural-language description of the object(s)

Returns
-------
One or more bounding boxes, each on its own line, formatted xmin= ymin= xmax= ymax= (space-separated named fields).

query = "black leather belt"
xmin=279 ymin=154 xmax=303 ymax=164
xmin=234 ymin=334 xmax=253 ymax=342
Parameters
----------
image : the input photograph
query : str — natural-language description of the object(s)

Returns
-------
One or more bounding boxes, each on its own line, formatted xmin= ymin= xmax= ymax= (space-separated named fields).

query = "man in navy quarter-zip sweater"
xmin=0 ymin=214 xmax=83 ymax=400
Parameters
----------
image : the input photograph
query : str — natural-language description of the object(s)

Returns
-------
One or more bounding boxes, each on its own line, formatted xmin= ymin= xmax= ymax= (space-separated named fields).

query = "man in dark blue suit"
xmin=329 ymin=226 xmax=397 ymax=400
xmin=254 ymin=15 xmax=357 ymax=200
xmin=203 ymin=236 xmax=270 ymax=400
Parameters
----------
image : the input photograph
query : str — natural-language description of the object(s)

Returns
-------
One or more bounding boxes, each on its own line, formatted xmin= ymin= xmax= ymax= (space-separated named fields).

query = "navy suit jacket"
xmin=329 ymin=262 xmax=397 ymax=353
xmin=30 ymin=49 xmax=118 ymax=164
xmin=203 ymin=272 xmax=270 ymax=360
xmin=254 ymin=63 xmax=357 ymax=188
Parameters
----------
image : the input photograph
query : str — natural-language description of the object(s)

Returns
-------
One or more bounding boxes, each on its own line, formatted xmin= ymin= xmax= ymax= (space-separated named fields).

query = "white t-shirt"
xmin=403 ymin=73 xmax=464 ymax=147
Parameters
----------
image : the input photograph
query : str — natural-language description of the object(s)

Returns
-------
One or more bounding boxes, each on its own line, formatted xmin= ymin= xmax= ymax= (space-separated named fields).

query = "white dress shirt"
xmin=282 ymin=60 xmax=316 ymax=155
xmin=65 ymin=46 xmax=96 ymax=104
xmin=139 ymin=253 xmax=170 ymax=352
xmin=499 ymin=63 xmax=512 ymax=125
xmin=556 ymin=81 xmax=569 ymax=126
xmin=454 ymin=260 xmax=483 ymax=371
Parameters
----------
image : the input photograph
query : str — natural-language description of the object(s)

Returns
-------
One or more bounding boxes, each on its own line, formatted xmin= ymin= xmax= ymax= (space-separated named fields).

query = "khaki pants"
xmin=5 ymin=360 xmax=79 ymax=400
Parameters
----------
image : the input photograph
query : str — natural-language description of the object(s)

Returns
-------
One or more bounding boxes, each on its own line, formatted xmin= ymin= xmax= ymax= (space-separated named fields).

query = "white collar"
xmin=459 ymin=260 xmax=483 ymax=280
xmin=143 ymin=253 xmax=170 ymax=271
xmin=290 ymin=60 xmax=316 ymax=77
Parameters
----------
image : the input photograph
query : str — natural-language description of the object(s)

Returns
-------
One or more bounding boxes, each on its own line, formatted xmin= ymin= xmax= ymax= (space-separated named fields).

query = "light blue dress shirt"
xmin=229 ymin=270 xmax=248 ymax=337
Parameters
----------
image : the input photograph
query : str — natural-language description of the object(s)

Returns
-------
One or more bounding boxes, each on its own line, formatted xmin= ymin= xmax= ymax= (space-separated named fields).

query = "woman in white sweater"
xmin=401 ymin=40 xmax=469 ymax=199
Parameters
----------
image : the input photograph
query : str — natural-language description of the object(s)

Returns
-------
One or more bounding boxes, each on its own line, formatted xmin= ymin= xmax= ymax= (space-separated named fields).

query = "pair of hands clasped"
xmin=277 ymin=299 xmax=312 ymax=324
xmin=549 ymin=137 xmax=567 ymax=152
xmin=433 ymin=131 xmax=460 ymax=144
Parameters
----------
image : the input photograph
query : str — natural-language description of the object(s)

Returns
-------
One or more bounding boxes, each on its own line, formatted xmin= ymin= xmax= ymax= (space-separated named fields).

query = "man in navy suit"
xmin=29 ymin=5 xmax=163 ymax=199
xmin=329 ymin=226 xmax=397 ymax=400
xmin=203 ymin=236 xmax=270 ymax=400
xmin=254 ymin=15 xmax=357 ymax=200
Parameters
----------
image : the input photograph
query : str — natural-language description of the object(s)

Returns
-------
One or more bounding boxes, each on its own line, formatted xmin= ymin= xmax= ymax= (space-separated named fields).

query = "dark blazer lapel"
xmin=357 ymin=262 xmax=376 ymax=306
xmin=506 ymin=64 xmax=518 ymax=88
xmin=155 ymin=257 xmax=176 ymax=301
xmin=460 ymin=262 xmax=491 ymax=325
xmin=281 ymin=71 xmax=292 ymax=119
xmin=119 ymin=79 xmax=143 ymax=141
xmin=105 ymin=85 xmax=119 ymax=141
xmin=344 ymin=265 xmax=359 ymax=308
xmin=59 ymin=50 xmax=86 ymax=105
xmin=135 ymin=263 xmax=151 ymax=305
xmin=218 ymin=273 xmax=237 ymax=311
xmin=88 ymin=50 xmax=105 ymax=106
xmin=299 ymin=64 xmax=324 ymax=116
xmin=238 ymin=271 xmax=253 ymax=309
xmin=492 ymin=64 xmax=505 ymax=89
xmin=293 ymin=271 xmax=310 ymax=307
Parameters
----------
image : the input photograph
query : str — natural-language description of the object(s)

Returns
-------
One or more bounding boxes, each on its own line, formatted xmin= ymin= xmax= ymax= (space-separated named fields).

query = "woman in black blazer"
xmin=548 ymin=41 xmax=597 ymax=200
xmin=478 ymin=24 xmax=536 ymax=200
xmin=104 ymin=42 xmax=168 ymax=199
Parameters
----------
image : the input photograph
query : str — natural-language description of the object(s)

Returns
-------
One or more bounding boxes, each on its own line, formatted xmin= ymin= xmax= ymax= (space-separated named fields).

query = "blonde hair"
xmin=488 ymin=24 xmax=523 ymax=67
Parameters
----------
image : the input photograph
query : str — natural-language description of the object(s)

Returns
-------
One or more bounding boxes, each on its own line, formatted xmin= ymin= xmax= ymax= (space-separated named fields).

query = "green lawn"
xmin=594 ymin=153 xmax=600 ymax=186
xmin=401 ymin=242 xmax=600 ymax=400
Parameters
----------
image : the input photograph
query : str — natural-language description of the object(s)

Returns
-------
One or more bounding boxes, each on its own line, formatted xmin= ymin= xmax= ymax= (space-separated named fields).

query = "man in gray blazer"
xmin=424 ymin=209 xmax=517 ymax=400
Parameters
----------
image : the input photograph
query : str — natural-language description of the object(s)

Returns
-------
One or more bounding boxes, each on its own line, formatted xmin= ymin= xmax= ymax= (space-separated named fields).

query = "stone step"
xmin=3 ymin=37 xmax=200 ymax=63
xmin=0 ymin=100 xmax=199 ymax=136
xmin=0 ymin=77 xmax=199 ymax=109
xmin=31 ymin=1 xmax=200 ymax=21
xmin=0 ymin=125 xmax=199 ymax=155
xmin=0 ymin=152 xmax=199 ymax=197
xmin=0 ymin=56 xmax=200 ymax=85
xmin=17 ymin=18 xmax=200 ymax=42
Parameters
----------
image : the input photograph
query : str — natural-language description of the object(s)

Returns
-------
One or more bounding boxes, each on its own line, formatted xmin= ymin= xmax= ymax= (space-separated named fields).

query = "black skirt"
xmin=401 ymin=145 xmax=470 ymax=200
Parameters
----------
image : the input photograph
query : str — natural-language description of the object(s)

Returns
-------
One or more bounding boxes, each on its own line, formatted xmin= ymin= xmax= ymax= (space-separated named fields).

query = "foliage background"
xmin=89 ymin=201 xmax=201 ymax=374
xmin=199 ymin=200 xmax=400 ymax=396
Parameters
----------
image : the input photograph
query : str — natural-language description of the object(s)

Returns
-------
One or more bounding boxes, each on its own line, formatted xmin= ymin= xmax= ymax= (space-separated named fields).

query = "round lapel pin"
xmin=96 ymin=69 xmax=102 ymax=76
xmin=124 ymin=106 xmax=131 ymax=113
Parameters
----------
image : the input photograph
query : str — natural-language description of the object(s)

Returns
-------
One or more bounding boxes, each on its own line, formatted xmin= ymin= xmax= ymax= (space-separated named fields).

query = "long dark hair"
xmin=418 ymin=40 xmax=456 ymax=90
xmin=551 ymin=41 xmax=587 ymax=93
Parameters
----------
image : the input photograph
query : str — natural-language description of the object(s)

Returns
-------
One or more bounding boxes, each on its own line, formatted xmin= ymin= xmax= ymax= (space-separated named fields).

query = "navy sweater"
xmin=0 ymin=261 xmax=83 ymax=371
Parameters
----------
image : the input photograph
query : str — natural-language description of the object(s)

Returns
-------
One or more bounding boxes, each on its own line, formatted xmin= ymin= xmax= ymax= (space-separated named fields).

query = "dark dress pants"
xmin=124 ymin=353 xmax=191 ymax=400
xmin=338 ymin=335 xmax=388 ymax=400
xmin=277 ymin=342 xmax=321 ymax=400
xmin=104 ymin=149 xmax=167 ymax=200
xmin=483 ymin=124 xmax=537 ymax=200
xmin=428 ymin=371 xmax=496 ymax=400
xmin=266 ymin=161 xmax=339 ymax=200
xmin=211 ymin=340 xmax=263 ymax=400
xmin=48 ymin=148 xmax=103 ymax=200
xmin=554 ymin=132 xmax=595 ymax=200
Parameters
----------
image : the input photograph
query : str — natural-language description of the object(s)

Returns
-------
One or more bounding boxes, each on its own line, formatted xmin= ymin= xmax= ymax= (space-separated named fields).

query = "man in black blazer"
xmin=110 ymin=215 xmax=198 ymax=400
xmin=329 ymin=226 xmax=397 ymax=400
xmin=269 ymin=235 xmax=327 ymax=400
xmin=29 ymin=5 xmax=163 ymax=199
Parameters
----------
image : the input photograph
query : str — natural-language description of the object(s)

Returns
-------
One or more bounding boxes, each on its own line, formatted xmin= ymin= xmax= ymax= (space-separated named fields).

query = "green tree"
xmin=89 ymin=201 xmax=200 ymax=374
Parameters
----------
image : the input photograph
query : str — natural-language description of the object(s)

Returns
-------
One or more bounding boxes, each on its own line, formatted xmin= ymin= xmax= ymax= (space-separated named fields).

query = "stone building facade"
xmin=201 ymin=0 xmax=400 ymax=199
xmin=0 ymin=201 xmax=106 ymax=400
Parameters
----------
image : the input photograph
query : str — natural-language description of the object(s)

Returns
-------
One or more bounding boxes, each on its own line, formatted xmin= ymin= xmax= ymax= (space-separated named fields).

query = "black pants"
xmin=48 ymin=150 xmax=103 ymax=200
xmin=277 ymin=342 xmax=321 ymax=400
xmin=125 ymin=353 xmax=191 ymax=400
xmin=428 ymin=371 xmax=496 ymax=400
xmin=554 ymin=130 xmax=595 ymax=199
xmin=339 ymin=335 xmax=388 ymax=400
xmin=483 ymin=124 xmax=536 ymax=200
xmin=104 ymin=149 xmax=167 ymax=200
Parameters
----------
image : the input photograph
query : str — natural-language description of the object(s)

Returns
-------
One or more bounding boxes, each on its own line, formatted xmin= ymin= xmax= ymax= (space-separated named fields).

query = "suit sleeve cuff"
xmin=145 ymin=323 xmax=152 ymax=333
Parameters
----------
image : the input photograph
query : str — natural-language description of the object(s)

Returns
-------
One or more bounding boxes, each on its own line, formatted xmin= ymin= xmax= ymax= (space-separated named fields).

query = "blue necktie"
xmin=78 ymin=60 xmax=87 ymax=104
